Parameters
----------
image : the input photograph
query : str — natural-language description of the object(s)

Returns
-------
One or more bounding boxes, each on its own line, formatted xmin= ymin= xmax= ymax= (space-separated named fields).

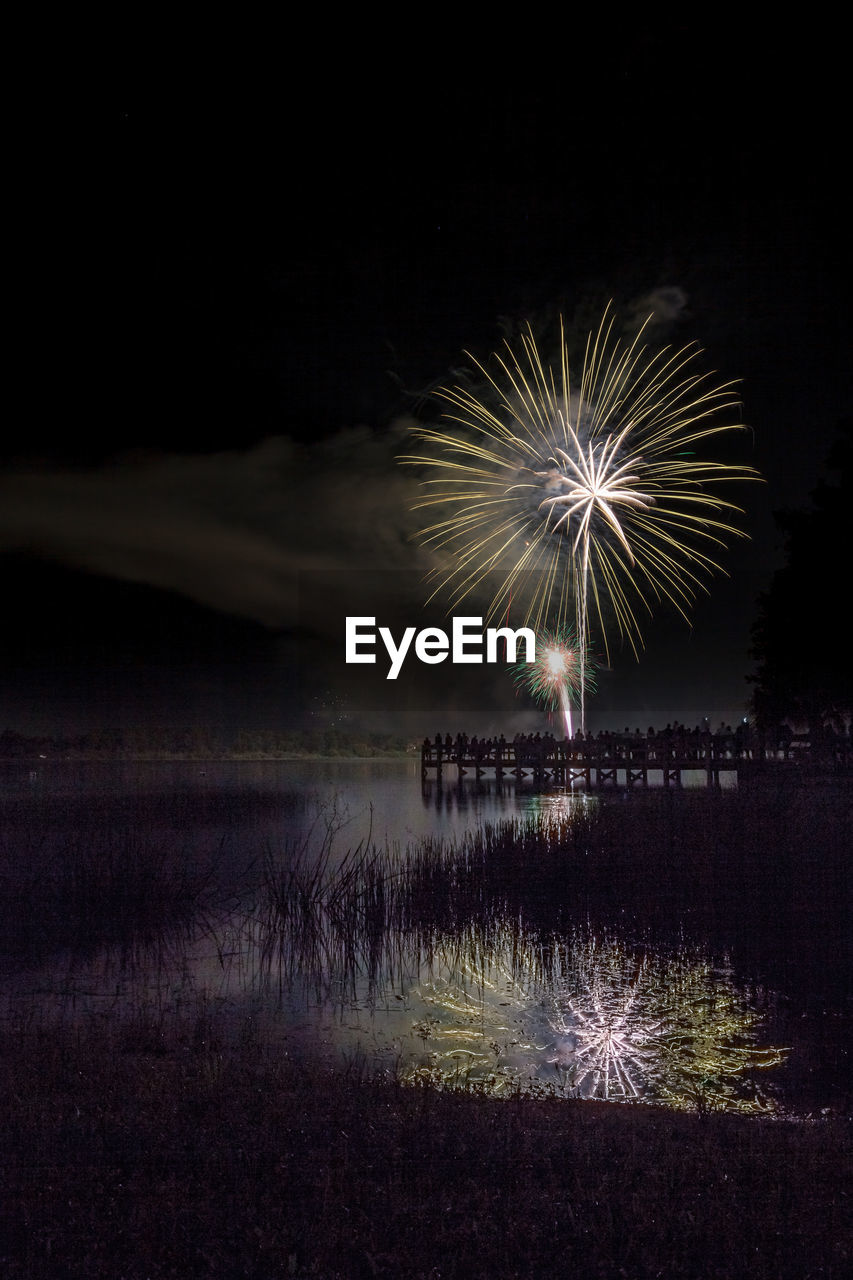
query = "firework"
xmin=400 ymin=305 xmax=760 ymax=728
xmin=512 ymin=625 xmax=593 ymax=737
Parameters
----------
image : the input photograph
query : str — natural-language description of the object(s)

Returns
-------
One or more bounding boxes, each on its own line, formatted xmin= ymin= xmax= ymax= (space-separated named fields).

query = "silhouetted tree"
xmin=749 ymin=420 xmax=852 ymax=732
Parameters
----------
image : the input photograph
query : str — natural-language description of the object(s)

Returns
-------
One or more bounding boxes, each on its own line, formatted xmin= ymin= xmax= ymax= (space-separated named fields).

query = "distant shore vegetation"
xmin=0 ymin=727 xmax=415 ymax=761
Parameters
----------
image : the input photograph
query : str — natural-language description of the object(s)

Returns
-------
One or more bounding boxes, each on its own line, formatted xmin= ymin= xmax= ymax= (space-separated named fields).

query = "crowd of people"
xmin=421 ymin=720 xmax=826 ymax=765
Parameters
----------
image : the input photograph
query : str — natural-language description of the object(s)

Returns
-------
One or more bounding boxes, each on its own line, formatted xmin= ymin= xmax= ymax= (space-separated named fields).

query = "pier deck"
xmin=420 ymin=732 xmax=850 ymax=789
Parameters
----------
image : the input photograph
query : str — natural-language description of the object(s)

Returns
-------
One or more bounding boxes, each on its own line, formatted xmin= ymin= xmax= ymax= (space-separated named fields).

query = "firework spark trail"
xmin=558 ymin=683 xmax=573 ymax=741
xmin=401 ymin=305 xmax=760 ymax=729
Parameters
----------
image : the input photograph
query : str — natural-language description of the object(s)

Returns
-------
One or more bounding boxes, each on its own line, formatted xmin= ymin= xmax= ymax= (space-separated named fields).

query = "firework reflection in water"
xmin=404 ymin=928 xmax=786 ymax=1113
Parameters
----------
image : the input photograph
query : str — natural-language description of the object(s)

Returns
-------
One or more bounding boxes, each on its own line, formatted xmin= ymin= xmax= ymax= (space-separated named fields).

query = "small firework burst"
xmin=512 ymin=626 xmax=595 ymax=737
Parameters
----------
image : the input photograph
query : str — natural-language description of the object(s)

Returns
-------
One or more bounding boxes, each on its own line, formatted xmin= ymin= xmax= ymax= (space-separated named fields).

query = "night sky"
xmin=2 ymin=34 xmax=846 ymax=737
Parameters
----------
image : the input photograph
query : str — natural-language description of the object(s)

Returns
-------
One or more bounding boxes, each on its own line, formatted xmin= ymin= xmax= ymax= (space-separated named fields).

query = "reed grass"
xmin=251 ymin=786 xmax=851 ymax=1013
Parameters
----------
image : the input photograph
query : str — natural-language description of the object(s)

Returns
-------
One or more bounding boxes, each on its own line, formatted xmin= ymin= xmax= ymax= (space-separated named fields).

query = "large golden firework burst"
xmin=400 ymin=305 xmax=760 ymax=724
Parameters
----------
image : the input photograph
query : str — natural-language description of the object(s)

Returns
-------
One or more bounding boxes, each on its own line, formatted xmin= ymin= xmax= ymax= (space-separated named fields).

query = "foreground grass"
xmin=2 ymin=1028 xmax=850 ymax=1279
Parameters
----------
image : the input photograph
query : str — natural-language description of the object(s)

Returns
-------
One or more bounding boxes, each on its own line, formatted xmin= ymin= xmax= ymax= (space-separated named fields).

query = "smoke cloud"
xmin=0 ymin=423 xmax=432 ymax=629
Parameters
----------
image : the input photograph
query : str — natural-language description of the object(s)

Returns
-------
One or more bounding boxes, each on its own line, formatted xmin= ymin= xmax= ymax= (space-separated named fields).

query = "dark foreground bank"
xmin=2 ymin=1029 xmax=850 ymax=1279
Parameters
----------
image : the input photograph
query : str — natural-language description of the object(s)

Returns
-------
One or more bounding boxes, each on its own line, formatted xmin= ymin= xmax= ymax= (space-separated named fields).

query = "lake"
xmin=1 ymin=758 xmax=849 ymax=1116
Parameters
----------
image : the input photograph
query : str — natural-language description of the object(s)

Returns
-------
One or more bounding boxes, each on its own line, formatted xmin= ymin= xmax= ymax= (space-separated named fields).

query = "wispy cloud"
xmin=0 ymin=424 xmax=430 ymax=627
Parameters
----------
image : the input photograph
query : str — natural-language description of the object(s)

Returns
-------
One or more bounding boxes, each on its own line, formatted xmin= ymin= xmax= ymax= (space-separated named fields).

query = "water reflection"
xmin=395 ymin=930 xmax=786 ymax=1112
xmin=548 ymin=938 xmax=786 ymax=1110
xmin=419 ymin=775 xmax=520 ymax=823
xmin=519 ymin=788 xmax=599 ymax=830
xmin=7 ymin=909 xmax=785 ymax=1114
xmin=2 ymin=762 xmax=825 ymax=1116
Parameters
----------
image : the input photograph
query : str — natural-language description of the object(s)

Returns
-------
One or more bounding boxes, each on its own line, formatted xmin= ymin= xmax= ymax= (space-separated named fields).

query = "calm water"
xmin=1 ymin=757 xmax=587 ymax=843
xmin=1 ymin=759 xmax=848 ymax=1116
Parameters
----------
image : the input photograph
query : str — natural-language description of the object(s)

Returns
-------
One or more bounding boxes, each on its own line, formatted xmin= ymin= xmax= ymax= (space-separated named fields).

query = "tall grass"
xmin=252 ymin=805 xmax=418 ymax=1001
xmin=252 ymin=787 xmax=851 ymax=1010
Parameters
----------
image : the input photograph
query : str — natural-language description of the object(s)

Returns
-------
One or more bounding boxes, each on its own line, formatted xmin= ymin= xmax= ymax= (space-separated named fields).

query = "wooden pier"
xmin=420 ymin=730 xmax=851 ymax=790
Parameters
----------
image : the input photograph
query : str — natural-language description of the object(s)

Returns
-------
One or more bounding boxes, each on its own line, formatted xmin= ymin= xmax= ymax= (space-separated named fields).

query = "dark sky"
xmin=2 ymin=34 xmax=847 ymax=736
